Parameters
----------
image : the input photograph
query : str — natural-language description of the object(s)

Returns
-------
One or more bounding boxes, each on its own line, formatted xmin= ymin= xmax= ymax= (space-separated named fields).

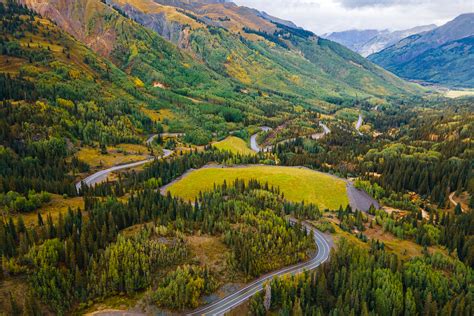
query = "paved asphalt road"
xmin=355 ymin=114 xmax=363 ymax=136
xmin=250 ymin=126 xmax=272 ymax=152
xmin=311 ymin=122 xmax=331 ymax=140
xmin=346 ymin=182 xmax=380 ymax=212
xmin=188 ymin=221 xmax=331 ymax=316
xmin=75 ymin=134 xmax=172 ymax=192
xmin=251 ymin=123 xmax=331 ymax=152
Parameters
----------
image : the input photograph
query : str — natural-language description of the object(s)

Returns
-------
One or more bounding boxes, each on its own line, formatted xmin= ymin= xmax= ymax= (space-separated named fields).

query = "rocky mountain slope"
xmin=20 ymin=0 xmax=421 ymax=107
xmin=369 ymin=13 xmax=474 ymax=87
xmin=324 ymin=25 xmax=436 ymax=57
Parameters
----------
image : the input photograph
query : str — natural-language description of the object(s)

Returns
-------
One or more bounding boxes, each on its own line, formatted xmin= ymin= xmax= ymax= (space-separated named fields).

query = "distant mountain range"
xmin=323 ymin=25 xmax=437 ymax=57
xmin=369 ymin=13 xmax=474 ymax=88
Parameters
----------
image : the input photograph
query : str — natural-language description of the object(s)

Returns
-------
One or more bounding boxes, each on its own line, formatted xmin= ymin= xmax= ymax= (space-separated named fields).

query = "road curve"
xmin=355 ymin=114 xmax=363 ymax=136
xmin=449 ymin=192 xmax=465 ymax=213
xmin=311 ymin=122 xmax=331 ymax=140
xmin=251 ymin=123 xmax=331 ymax=153
xmin=250 ymin=126 xmax=272 ymax=152
xmin=188 ymin=221 xmax=331 ymax=316
xmin=146 ymin=133 xmax=185 ymax=145
xmin=75 ymin=135 xmax=173 ymax=192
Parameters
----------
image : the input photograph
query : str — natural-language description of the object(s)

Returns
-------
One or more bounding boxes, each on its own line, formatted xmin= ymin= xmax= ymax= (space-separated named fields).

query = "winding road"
xmin=75 ymin=135 xmax=173 ymax=192
xmin=449 ymin=192 xmax=465 ymax=213
xmin=188 ymin=220 xmax=331 ymax=316
xmin=82 ymin=129 xmax=379 ymax=316
xmin=250 ymin=126 xmax=272 ymax=152
xmin=355 ymin=114 xmax=363 ymax=136
xmin=311 ymin=122 xmax=331 ymax=140
xmin=250 ymin=122 xmax=331 ymax=153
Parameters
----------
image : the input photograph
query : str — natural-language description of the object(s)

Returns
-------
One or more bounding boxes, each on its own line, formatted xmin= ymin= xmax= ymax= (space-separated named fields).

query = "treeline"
xmin=81 ymin=148 xmax=262 ymax=196
xmin=439 ymin=210 xmax=474 ymax=267
xmin=250 ymin=238 xmax=474 ymax=315
xmin=0 ymin=137 xmax=78 ymax=196
xmin=274 ymin=128 xmax=371 ymax=178
xmin=242 ymin=27 xmax=290 ymax=49
xmin=225 ymin=209 xmax=314 ymax=276
xmin=0 ymin=190 xmax=51 ymax=213
xmin=364 ymin=152 xmax=470 ymax=206
xmin=355 ymin=179 xmax=418 ymax=212
xmin=336 ymin=201 xmax=474 ymax=267
xmin=152 ymin=265 xmax=216 ymax=309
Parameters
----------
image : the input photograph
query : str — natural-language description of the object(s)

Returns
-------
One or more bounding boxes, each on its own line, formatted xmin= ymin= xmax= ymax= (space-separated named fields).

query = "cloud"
xmin=337 ymin=0 xmax=421 ymax=9
xmin=233 ymin=0 xmax=474 ymax=34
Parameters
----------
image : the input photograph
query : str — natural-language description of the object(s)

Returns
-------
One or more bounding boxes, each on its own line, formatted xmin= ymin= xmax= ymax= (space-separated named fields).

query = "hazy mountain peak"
xmin=324 ymin=24 xmax=437 ymax=57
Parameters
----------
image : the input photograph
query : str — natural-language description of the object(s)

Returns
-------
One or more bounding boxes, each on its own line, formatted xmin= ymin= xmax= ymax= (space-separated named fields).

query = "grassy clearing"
xmin=212 ymin=136 xmax=255 ymax=156
xmin=0 ymin=276 xmax=50 ymax=314
xmin=445 ymin=89 xmax=474 ymax=98
xmin=166 ymin=166 xmax=348 ymax=210
xmin=186 ymin=235 xmax=241 ymax=282
xmin=14 ymin=194 xmax=84 ymax=227
xmin=141 ymin=107 xmax=175 ymax=123
xmin=335 ymin=108 xmax=359 ymax=122
xmin=76 ymin=145 xmax=149 ymax=169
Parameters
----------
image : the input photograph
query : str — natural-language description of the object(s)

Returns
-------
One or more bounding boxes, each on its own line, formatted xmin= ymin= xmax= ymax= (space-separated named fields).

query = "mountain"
xmin=358 ymin=25 xmax=437 ymax=57
xmin=323 ymin=29 xmax=381 ymax=53
xmin=19 ymin=0 xmax=420 ymax=108
xmin=376 ymin=36 xmax=474 ymax=87
xmin=0 ymin=2 xmax=165 ymax=195
xmin=323 ymin=25 xmax=437 ymax=57
xmin=369 ymin=13 xmax=474 ymax=87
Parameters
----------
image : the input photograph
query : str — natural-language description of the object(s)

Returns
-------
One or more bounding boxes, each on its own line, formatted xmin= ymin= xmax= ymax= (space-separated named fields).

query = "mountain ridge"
xmin=369 ymin=13 xmax=474 ymax=87
xmin=323 ymin=24 xmax=437 ymax=57
xmin=19 ymin=0 xmax=422 ymax=105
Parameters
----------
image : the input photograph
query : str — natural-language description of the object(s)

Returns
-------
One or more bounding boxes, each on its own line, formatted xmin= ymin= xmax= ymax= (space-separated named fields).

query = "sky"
xmin=233 ymin=0 xmax=474 ymax=34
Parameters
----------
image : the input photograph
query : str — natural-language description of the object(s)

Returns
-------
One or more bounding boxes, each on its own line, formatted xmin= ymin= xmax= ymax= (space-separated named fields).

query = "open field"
xmin=186 ymin=235 xmax=241 ymax=283
xmin=141 ymin=107 xmax=175 ymax=122
xmin=76 ymin=145 xmax=149 ymax=169
xmin=445 ymin=89 xmax=474 ymax=98
xmin=165 ymin=166 xmax=348 ymax=210
xmin=212 ymin=136 xmax=255 ymax=156
xmin=14 ymin=194 xmax=84 ymax=227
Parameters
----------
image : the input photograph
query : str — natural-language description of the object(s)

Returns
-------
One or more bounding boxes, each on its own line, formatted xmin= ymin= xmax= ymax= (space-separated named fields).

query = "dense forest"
xmin=1 ymin=179 xmax=318 ymax=313
xmin=250 ymin=239 xmax=474 ymax=315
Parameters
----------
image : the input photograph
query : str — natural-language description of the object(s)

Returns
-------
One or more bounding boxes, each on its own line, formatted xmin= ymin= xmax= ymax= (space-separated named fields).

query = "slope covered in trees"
xmin=0 ymin=2 xmax=160 ymax=199
xmin=1 ymin=178 xmax=318 ymax=313
xmin=369 ymin=13 xmax=474 ymax=87
xmin=20 ymin=0 xmax=421 ymax=109
xmin=250 ymin=238 xmax=474 ymax=315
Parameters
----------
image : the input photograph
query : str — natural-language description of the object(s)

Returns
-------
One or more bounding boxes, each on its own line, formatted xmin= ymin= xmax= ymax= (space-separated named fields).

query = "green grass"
xmin=166 ymin=166 xmax=348 ymax=210
xmin=212 ymin=136 xmax=255 ymax=156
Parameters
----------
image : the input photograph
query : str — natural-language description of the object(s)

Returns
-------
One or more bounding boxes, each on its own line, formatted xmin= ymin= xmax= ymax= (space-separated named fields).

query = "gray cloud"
xmin=337 ymin=0 xmax=421 ymax=9
xmin=234 ymin=0 xmax=474 ymax=34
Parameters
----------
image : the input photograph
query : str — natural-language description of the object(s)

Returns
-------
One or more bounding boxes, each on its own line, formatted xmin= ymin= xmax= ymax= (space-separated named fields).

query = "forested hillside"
xmin=0 ymin=2 xmax=158 ymax=196
xmin=20 ymin=0 xmax=421 ymax=107
xmin=1 ymin=174 xmax=318 ymax=314
xmin=250 ymin=238 xmax=474 ymax=315
xmin=374 ymin=36 xmax=474 ymax=87
xmin=369 ymin=13 xmax=474 ymax=87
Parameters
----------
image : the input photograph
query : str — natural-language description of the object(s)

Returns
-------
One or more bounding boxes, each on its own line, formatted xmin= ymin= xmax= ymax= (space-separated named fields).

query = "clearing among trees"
xmin=165 ymin=166 xmax=348 ymax=210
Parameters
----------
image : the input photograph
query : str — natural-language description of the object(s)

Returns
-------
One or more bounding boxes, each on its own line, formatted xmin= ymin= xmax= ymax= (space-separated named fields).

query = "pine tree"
xmin=292 ymin=297 xmax=303 ymax=316
xmin=405 ymin=288 xmax=417 ymax=316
